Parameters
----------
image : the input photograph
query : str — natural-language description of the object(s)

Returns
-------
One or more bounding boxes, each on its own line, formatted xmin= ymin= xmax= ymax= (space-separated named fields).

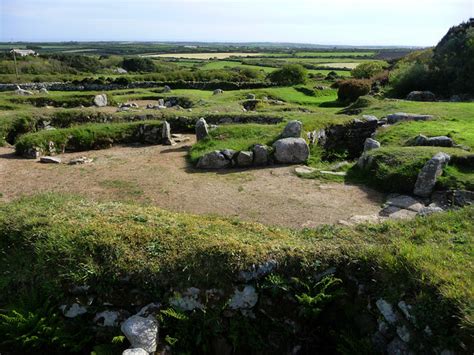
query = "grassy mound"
xmin=352 ymin=147 xmax=474 ymax=192
xmin=0 ymin=194 xmax=472 ymax=353
xmin=15 ymin=121 xmax=163 ymax=156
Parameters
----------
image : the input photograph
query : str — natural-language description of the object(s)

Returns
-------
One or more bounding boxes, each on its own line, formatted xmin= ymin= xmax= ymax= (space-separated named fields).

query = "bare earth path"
xmin=0 ymin=136 xmax=384 ymax=228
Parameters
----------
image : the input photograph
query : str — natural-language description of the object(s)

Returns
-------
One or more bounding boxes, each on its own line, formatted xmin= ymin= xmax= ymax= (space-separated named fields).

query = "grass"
xmin=0 ymin=194 xmax=472 ymax=352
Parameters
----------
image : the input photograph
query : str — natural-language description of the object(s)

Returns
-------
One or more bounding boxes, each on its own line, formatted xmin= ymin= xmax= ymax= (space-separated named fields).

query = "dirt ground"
xmin=0 ymin=136 xmax=385 ymax=229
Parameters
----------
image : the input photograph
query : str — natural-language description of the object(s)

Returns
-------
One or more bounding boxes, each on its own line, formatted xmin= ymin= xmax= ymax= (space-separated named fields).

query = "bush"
xmin=389 ymin=62 xmax=432 ymax=97
xmin=122 ymin=57 xmax=156 ymax=72
xmin=267 ymin=64 xmax=307 ymax=86
xmin=351 ymin=61 xmax=387 ymax=79
xmin=337 ymin=79 xmax=371 ymax=102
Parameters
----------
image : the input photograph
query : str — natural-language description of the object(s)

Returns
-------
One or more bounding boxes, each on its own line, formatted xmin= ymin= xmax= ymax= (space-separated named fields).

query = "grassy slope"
xmin=0 ymin=194 xmax=472 ymax=347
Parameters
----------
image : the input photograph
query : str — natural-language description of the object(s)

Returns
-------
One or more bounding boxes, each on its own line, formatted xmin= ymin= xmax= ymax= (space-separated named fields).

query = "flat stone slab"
xmin=385 ymin=194 xmax=424 ymax=212
xmin=386 ymin=113 xmax=433 ymax=124
xmin=295 ymin=166 xmax=316 ymax=174
xmin=380 ymin=206 xmax=418 ymax=220
xmin=319 ymin=170 xmax=347 ymax=176
xmin=40 ymin=156 xmax=61 ymax=164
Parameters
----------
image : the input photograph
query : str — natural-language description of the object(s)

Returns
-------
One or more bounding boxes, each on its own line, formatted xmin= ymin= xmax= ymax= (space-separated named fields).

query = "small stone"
xmin=295 ymin=166 xmax=316 ymax=175
xmin=94 ymin=310 xmax=121 ymax=327
xmin=40 ymin=156 xmax=61 ymax=164
xmin=60 ymin=303 xmax=87 ymax=318
xmin=376 ymin=299 xmax=397 ymax=324
xmin=196 ymin=151 xmax=229 ymax=169
xmin=229 ymin=285 xmax=258 ymax=310
xmin=417 ymin=206 xmax=444 ymax=216
xmin=213 ymin=89 xmax=224 ymax=95
xmin=414 ymin=152 xmax=451 ymax=197
xmin=123 ymin=349 xmax=148 ymax=355
xmin=163 ymin=85 xmax=171 ymax=92
xmin=398 ymin=301 xmax=416 ymax=324
xmin=252 ymin=144 xmax=269 ymax=166
xmin=396 ymin=325 xmax=411 ymax=343
xmin=68 ymin=157 xmax=93 ymax=165
xmin=385 ymin=195 xmax=424 ymax=212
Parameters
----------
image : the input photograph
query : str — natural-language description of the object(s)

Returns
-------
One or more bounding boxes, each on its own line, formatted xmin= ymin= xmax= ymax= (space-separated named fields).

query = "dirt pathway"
xmin=0 ymin=136 xmax=384 ymax=228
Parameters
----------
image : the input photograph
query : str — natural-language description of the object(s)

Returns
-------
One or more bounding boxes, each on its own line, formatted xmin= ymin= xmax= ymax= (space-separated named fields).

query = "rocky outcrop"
xmin=406 ymin=91 xmax=436 ymax=102
xmin=414 ymin=152 xmax=451 ymax=197
xmin=195 ymin=118 xmax=209 ymax=141
xmin=281 ymin=120 xmax=302 ymax=138
xmin=272 ymin=138 xmax=310 ymax=164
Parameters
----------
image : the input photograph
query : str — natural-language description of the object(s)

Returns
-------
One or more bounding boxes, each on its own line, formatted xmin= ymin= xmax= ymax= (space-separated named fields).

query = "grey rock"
xmin=39 ymin=87 xmax=49 ymax=94
xmin=40 ymin=156 xmax=61 ymax=164
xmin=295 ymin=166 xmax=316 ymax=175
xmin=281 ymin=120 xmax=303 ymax=138
xmin=357 ymin=153 xmax=374 ymax=169
xmin=246 ymin=93 xmax=256 ymax=100
xmin=385 ymin=194 xmax=424 ymax=212
xmin=380 ymin=206 xmax=418 ymax=220
xmin=170 ymin=287 xmax=204 ymax=311
xmin=406 ymin=91 xmax=436 ymax=102
xmin=236 ymin=151 xmax=253 ymax=167
xmin=450 ymin=95 xmax=461 ymax=102
xmin=158 ymin=98 xmax=165 ymax=107
xmin=122 ymin=349 xmax=148 ymax=355
xmin=386 ymin=113 xmax=433 ymax=124
xmin=60 ymin=303 xmax=87 ymax=318
xmin=417 ymin=206 xmax=444 ymax=216
xmin=161 ymin=121 xmax=175 ymax=145
xmin=94 ymin=94 xmax=108 ymax=107
xmin=239 ymin=260 xmax=278 ymax=282
xmin=213 ymin=89 xmax=224 ymax=95
xmin=163 ymin=85 xmax=171 ymax=92
xmin=15 ymin=85 xmax=33 ymax=96
xmin=362 ymin=115 xmax=378 ymax=122
xmin=398 ymin=301 xmax=416 ymax=324
xmin=196 ymin=151 xmax=229 ymax=169
xmin=414 ymin=152 xmax=451 ymax=197
xmin=195 ymin=118 xmax=209 ymax=141
xmin=450 ymin=189 xmax=474 ymax=207
xmin=412 ymin=134 xmax=454 ymax=147
xmin=364 ymin=138 xmax=381 ymax=152
xmin=69 ymin=157 xmax=93 ymax=165
xmin=376 ymin=299 xmax=397 ymax=324
xmin=252 ymin=144 xmax=269 ymax=166
xmin=272 ymin=138 xmax=310 ymax=164
xmin=229 ymin=285 xmax=258 ymax=310
xmin=121 ymin=315 xmax=158 ymax=353
xmin=221 ymin=149 xmax=237 ymax=161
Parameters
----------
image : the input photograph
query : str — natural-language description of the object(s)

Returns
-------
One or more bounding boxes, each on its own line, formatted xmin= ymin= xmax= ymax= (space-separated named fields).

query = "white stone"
xmin=94 ymin=94 xmax=108 ymax=107
xmin=121 ymin=315 xmax=158 ymax=353
xmin=376 ymin=299 xmax=397 ymax=324
xmin=94 ymin=310 xmax=120 ymax=327
xmin=40 ymin=156 xmax=61 ymax=164
xmin=170 ymin=288 xmax=204 ymax=311
xmin=229 ymin=285 xmax=258 ymax=310
xmin=60 ymin=303 xmax=87 ymax=318
xmin=122 ymin=348 xmax=148 ymax=355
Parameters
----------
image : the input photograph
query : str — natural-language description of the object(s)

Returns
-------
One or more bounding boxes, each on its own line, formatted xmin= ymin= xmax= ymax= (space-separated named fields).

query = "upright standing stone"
xmin=281 ymin=120 xmax=303 ymax=138
xmin=414 ymin=152 xmax=451 ymax=197
xmin=195 ymin=118 xmax=209 ymax=141
xmin=253 ymin=144 xmax=269 ymax=166
xmin=161 ymin=121 xmax=175 ymax=145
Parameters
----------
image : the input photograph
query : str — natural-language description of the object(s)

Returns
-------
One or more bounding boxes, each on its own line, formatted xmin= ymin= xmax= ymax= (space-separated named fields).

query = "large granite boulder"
xmin=414 ymin=152 xmax=451 ymax=197
xmin=236 ymin=151 xmax=253 ymax=167
xmin=386 ymin=113 xmax=433 ymax=124
xmin=195 ymin=118 xmax=209 ymax=141
xmin=272 ymin=138 xmax=310 ymax=164
xmin=121 ymin=315 xmax=158 ymax=353
xmin=252 ymin=144 xmax=269 ymax=166
xmin=406 ymin=91 xmax=436 ymax=102
xmin=281 ymin=120 xmax=303 ymax=138
xmin=94 ymin=94 xmax=108 ymax=107
xmin=196 ymin=151 xmax=230 ymax=169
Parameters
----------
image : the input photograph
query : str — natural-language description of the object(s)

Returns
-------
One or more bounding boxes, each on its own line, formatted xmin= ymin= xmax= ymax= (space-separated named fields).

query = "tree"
xmin=337 ymin=79 xmax=371 ymax=102
xmin=267 ymin=64 xmax=307 ymax=85
xmin=122 ymin=57 xmax=156 ymax=72
xmin=431 ymin=19 xmax=474 ymax=95
xmin=351 ymin=61 xmax=386 ymax=79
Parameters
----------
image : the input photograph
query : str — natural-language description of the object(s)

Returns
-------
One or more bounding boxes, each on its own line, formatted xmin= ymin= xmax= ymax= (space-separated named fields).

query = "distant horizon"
xmin=1 ymin=0 xmax=472 ymax=46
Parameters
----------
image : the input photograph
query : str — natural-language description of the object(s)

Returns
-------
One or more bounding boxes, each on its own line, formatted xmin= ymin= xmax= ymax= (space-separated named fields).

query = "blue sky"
xmin=0 ymin=0 xmax=472 ymax=46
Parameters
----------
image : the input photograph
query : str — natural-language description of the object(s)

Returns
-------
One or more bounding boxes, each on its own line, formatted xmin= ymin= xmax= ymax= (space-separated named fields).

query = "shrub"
xmin=389 ymin=62 xmax=432 ymax=97
xmin=337 ymin=79 xmax=371 ymax=102
xmin=351 ymin=61 xmax=387 ymax=79
xmin=267 ymin=64 xmax=307 ymax=86
xmin=122 ymin=57 xmax=156 ymax=72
